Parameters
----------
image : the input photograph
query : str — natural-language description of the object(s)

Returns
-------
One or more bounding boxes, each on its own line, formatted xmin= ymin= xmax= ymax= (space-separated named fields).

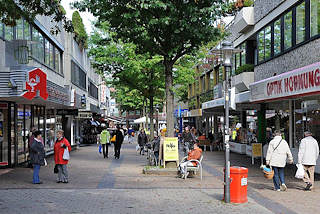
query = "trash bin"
xmin=224 ymin=166 xmax=248 ymax=203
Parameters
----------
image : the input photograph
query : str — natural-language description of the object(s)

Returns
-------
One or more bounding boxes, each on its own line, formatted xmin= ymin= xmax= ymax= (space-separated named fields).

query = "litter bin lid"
xmin=230 ymin=166 xmax=248 ymax=174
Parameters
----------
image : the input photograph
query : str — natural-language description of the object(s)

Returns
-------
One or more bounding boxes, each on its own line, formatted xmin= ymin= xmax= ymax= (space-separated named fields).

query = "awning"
xmin=133 ymin=116 xmax=156 ymax=124
xmin=250 ymin=61 xmax=320 ymax=103
xmin=202 ymin=91 xmax=250 ymax=110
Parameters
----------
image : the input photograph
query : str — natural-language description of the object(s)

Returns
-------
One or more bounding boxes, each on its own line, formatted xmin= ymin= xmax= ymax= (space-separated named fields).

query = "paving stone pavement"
xmin=0 ymin=141 xmax=317 ymax=213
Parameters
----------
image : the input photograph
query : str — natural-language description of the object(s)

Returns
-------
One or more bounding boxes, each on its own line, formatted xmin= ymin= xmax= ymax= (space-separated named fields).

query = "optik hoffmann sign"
xmin=251 ymin=62 xmax=320 ymax=102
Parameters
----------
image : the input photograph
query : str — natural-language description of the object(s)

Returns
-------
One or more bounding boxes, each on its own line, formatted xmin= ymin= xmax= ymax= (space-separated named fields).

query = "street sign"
xmin=76 ymin=112 xmax=92 ymax=119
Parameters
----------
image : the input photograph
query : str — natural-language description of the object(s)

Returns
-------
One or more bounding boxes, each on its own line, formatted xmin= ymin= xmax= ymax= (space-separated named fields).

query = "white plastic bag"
xmin=295 ymin=163 xmax=304 ymax=179
xmin=63 ymin=148 xmax=70 ymax=160
xmin=124 ymin=135 xmax=129 ymax=142
xmin=136 ymin=145 xmax=140 ymax=151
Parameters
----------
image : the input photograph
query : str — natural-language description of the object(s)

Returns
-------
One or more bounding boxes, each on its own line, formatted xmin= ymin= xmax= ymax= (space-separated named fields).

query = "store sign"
xmin=57 ymin=109 xmax=79 ymax=116
xmin=251 ymin=62 xmax=320 ymax=102
xmin=77 ymin=112 xmax=92 ymax=119
xmin=23 ymin=68 xmax=48 ymax=100
xmin=163 ymin=137 xmax=179 ymax=163
xmin=47 ymin=86 xmax=68 ymax=102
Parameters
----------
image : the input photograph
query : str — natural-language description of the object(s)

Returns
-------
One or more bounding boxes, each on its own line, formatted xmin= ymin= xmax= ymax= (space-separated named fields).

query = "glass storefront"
xmin=0 ymin=104 xmax=8 ymax=165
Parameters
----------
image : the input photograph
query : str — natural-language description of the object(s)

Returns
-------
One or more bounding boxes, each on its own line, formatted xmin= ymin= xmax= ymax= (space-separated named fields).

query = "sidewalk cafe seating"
xmin=179 ymin=155 xmax=203 ymax=180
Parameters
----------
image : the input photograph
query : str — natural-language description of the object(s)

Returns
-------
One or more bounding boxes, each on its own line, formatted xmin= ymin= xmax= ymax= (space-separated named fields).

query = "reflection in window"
xmin=24 ymin=20 xmax=30 ymax=40
xmin=274 ymin=19 xmax=281 ymax=55
xmin=236 ymin=52 xmax=240 ymax=69
xmin=241 ymin=43 xmax=246 ymax=66
xmin=16 ymin=19 xmax=23 ymax=40
xmin=55 ymin=48 xmax=61 ymax=74
xmin=284 ymin=11 xmax=292 ymax=50
xmin=4 ymin=25 xmax=13 ymax=40
xmin=311 ymin=0 xmax=320 ymax=37
xmin=265 ymin=26 xmax=271 ymax=59
xmin=258 ymin=30 xmax=265 ymax=62
xmin=296 ymin=2 xmax=305 ymax=44
xmin=45 ymin=39 xmax=50 ymax=65
xmin=49 ymin=43 xmax=54 ymax=68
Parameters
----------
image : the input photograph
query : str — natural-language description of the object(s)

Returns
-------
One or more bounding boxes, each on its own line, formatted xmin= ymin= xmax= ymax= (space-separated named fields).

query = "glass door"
xmin=0 ymin=103 xmax=9 ymax=166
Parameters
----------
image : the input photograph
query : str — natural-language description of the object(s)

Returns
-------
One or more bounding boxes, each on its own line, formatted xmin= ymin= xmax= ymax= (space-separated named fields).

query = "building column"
xmin=257 ymin=104 xmax=266 ymax=144
xmin=289 ymin=100 xmax=293 ymax=148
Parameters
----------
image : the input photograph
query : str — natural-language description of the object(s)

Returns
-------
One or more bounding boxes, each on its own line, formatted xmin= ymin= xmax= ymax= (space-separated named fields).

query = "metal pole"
xmin=224 ymin=65 xmax=231 ymax=203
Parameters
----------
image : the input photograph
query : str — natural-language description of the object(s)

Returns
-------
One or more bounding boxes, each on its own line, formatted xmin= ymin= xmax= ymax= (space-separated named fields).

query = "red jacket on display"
xmin=54 ymin=137 xmax=71 ymax=165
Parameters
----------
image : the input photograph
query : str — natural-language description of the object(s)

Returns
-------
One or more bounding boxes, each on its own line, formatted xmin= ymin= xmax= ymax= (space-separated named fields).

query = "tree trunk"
xmin=164 ymin=60 xmax=174 ymax=137
xmin=149 ymin=96 xmax=154 ymax=140
xmin=145 ymin=98 xmax=149 ymax=131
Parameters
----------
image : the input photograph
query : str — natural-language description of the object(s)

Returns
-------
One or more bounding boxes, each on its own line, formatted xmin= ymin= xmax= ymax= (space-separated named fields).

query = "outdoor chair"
xmin=179 ymin=155 xmax=203 ymax=180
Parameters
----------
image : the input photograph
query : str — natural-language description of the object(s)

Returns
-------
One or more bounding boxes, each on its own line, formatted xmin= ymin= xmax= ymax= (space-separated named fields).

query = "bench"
xmin=179 ymin=155 xmax=203 ymax=180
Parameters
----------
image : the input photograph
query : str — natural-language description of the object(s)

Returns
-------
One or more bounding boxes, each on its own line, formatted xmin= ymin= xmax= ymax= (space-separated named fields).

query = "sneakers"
xmin=275 ymin=189 xmax=281 ymax=192
xmin=304 ymin=183 xmax=312 ymax=191
xmin=280 ymin=184 xmax=287 ymax=191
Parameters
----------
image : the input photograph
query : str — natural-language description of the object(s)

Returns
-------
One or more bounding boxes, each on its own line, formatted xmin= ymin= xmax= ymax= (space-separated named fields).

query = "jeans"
xmin=273 ymin=166 xmax=285 ymax=190
xmin=102 ymin=144 xmax=109 ymax=158
xmin=33 ymin=164 xmax=40 ymax=184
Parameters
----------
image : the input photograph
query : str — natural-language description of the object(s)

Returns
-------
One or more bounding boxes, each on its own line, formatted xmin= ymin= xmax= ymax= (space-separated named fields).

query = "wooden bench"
xmin=197 ymin=139 xmax=212 ymax=151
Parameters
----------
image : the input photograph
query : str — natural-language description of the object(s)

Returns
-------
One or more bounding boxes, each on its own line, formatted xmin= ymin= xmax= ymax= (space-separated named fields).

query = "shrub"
xmin=235 ymin=64 xmax=254 ymax=75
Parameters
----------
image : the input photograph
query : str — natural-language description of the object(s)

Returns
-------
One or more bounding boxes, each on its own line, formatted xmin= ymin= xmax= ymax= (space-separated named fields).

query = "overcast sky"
xmin=61 ymin=0 xmax=95 ymax=34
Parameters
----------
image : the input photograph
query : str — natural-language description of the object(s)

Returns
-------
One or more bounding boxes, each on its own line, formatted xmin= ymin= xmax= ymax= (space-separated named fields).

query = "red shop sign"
xmin=22 ymin=68 xmax=48 ymax=100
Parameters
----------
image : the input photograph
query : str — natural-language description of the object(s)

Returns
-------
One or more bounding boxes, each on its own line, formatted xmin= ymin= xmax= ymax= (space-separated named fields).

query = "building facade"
xmin=0 ymin=14 xmax=103 ymax=167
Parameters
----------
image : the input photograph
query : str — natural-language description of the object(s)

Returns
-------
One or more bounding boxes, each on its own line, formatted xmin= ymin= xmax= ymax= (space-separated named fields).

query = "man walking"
xmin=114 ymin=126 xmax=124 ymax=159
xmin=298 ymin=131 xmax=319 ymax=191
xmin=100 ymin=128 xmax=110 ymax=158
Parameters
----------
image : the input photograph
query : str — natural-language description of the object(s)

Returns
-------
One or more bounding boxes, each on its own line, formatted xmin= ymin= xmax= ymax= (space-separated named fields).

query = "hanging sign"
xmin=22 ymin=68 xmax=48 ymax=100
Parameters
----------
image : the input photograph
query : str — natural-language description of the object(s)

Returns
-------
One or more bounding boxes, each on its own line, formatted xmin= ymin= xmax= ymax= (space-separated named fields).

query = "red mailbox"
xmin=225 ymin=166 xmax=248 ymax=203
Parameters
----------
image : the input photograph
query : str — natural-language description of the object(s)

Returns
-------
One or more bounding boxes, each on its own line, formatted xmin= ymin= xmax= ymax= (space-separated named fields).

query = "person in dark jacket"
xmin=138 ymin=129 xmax=148 ymax=155
xmin=114 ymin=126 xmax=124 ymax=159
xmin=30 ymin=130 xmax=45 ymax=184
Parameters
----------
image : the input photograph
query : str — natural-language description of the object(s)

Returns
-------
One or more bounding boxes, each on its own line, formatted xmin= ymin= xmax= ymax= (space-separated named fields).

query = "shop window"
xmin=46 ymin=113 xmax=56 ymax=151
xmin=258 ymin=29 xmax=265 ymax=62
xmin=310 ymin=0 xmax=320 ymax=37
xmin=209 ymin=71 xmax=214 ymax=89
xmin=54 ymin=48 xmax=61 ymax=74
xmin=218 ymin=66 xmax=224 ymax=83
xmin=17 ymin=105 xmax=25 ymax=164
xmin=4 ymin=25 xmax=13 ymax=41
xmin=296 ymin=2 xmax=306 ymax=44
xmin=284 ymin=10 xmax=292 ymax=50
xmin=129 ymin=111 xmax=135 ymax=116
xmin=274 ymin=19 xmax=281 ymax=55
xmin=135 ymin=110 xmax=141 ymax=115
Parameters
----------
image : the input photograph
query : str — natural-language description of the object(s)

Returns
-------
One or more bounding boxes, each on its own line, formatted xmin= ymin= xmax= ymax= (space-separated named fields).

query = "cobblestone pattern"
xmin=254 ymin=0 xmax=286 ymax=23
xmin=255 ymin=38 xmax=320 ymax=81
xmin=0 ymin=188 xmax=272 ymax=214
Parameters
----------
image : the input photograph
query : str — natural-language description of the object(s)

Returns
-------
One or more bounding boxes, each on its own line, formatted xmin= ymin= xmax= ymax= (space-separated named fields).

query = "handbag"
xmin=54 ymin=165 xmax=59 ymax=174
xmin=63 ymin=148 xmax=70 ymax=160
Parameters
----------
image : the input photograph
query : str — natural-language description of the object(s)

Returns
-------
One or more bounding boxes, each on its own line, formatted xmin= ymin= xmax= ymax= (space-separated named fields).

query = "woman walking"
xmin=54 ymin=129 xmax=71 ymax=183
xmin=30 ymin=130 xmax=45 ymax=184
xmin=266 ymin=130 xmax=293 ymax=191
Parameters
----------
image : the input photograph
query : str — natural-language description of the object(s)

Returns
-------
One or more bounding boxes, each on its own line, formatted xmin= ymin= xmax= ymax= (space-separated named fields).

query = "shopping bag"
xmin=136 ymin=145 xmax=140 ymax=151
xmin=44 ymin=158 xmax=47 ymax=166
xmin=63 ymin=148 xmax=70 ymax=160
xmin=111 ymin=135 xmax=116 ymax=143
xmin=98 ymin=144 xmax=102 ymax=154
xmin=295 ymin=163 xmax=304 ymax=179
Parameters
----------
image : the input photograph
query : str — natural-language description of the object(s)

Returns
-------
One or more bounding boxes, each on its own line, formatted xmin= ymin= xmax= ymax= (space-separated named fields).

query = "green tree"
xmin=0 ymin=0 xmax=73 ymax=33
xmin=89 ymin=23 xmax=165 ymax=138
xmin=74 ymin=0 xmax=230 ymax=136
xmin=72 ymin=11 xmax=88 ymax=49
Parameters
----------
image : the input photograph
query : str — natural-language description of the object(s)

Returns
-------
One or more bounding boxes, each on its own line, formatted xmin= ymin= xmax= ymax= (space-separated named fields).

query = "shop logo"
xmin=23 ymin=68 xmax=48 ymax=100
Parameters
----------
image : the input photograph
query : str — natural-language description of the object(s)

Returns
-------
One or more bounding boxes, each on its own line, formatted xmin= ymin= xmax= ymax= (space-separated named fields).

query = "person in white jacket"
xmin=298 ymin=131 xmax=319 ymax=191
xmin=266 ymin=130 xmax=293 ymax=191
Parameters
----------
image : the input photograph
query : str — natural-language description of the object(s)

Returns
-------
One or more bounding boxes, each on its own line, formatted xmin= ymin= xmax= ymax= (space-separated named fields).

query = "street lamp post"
xmin=211 ymin=41 xmax=242 ymax=203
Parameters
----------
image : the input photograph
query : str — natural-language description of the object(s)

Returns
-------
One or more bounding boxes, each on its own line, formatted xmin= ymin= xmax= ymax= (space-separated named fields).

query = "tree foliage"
xmin=75 ymin=0 xmax=230 ymax=136
xmin=72 ymin=11 xmax=88 ymax=49
xmin=0 ymin=0 xmax=73 ymax=34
